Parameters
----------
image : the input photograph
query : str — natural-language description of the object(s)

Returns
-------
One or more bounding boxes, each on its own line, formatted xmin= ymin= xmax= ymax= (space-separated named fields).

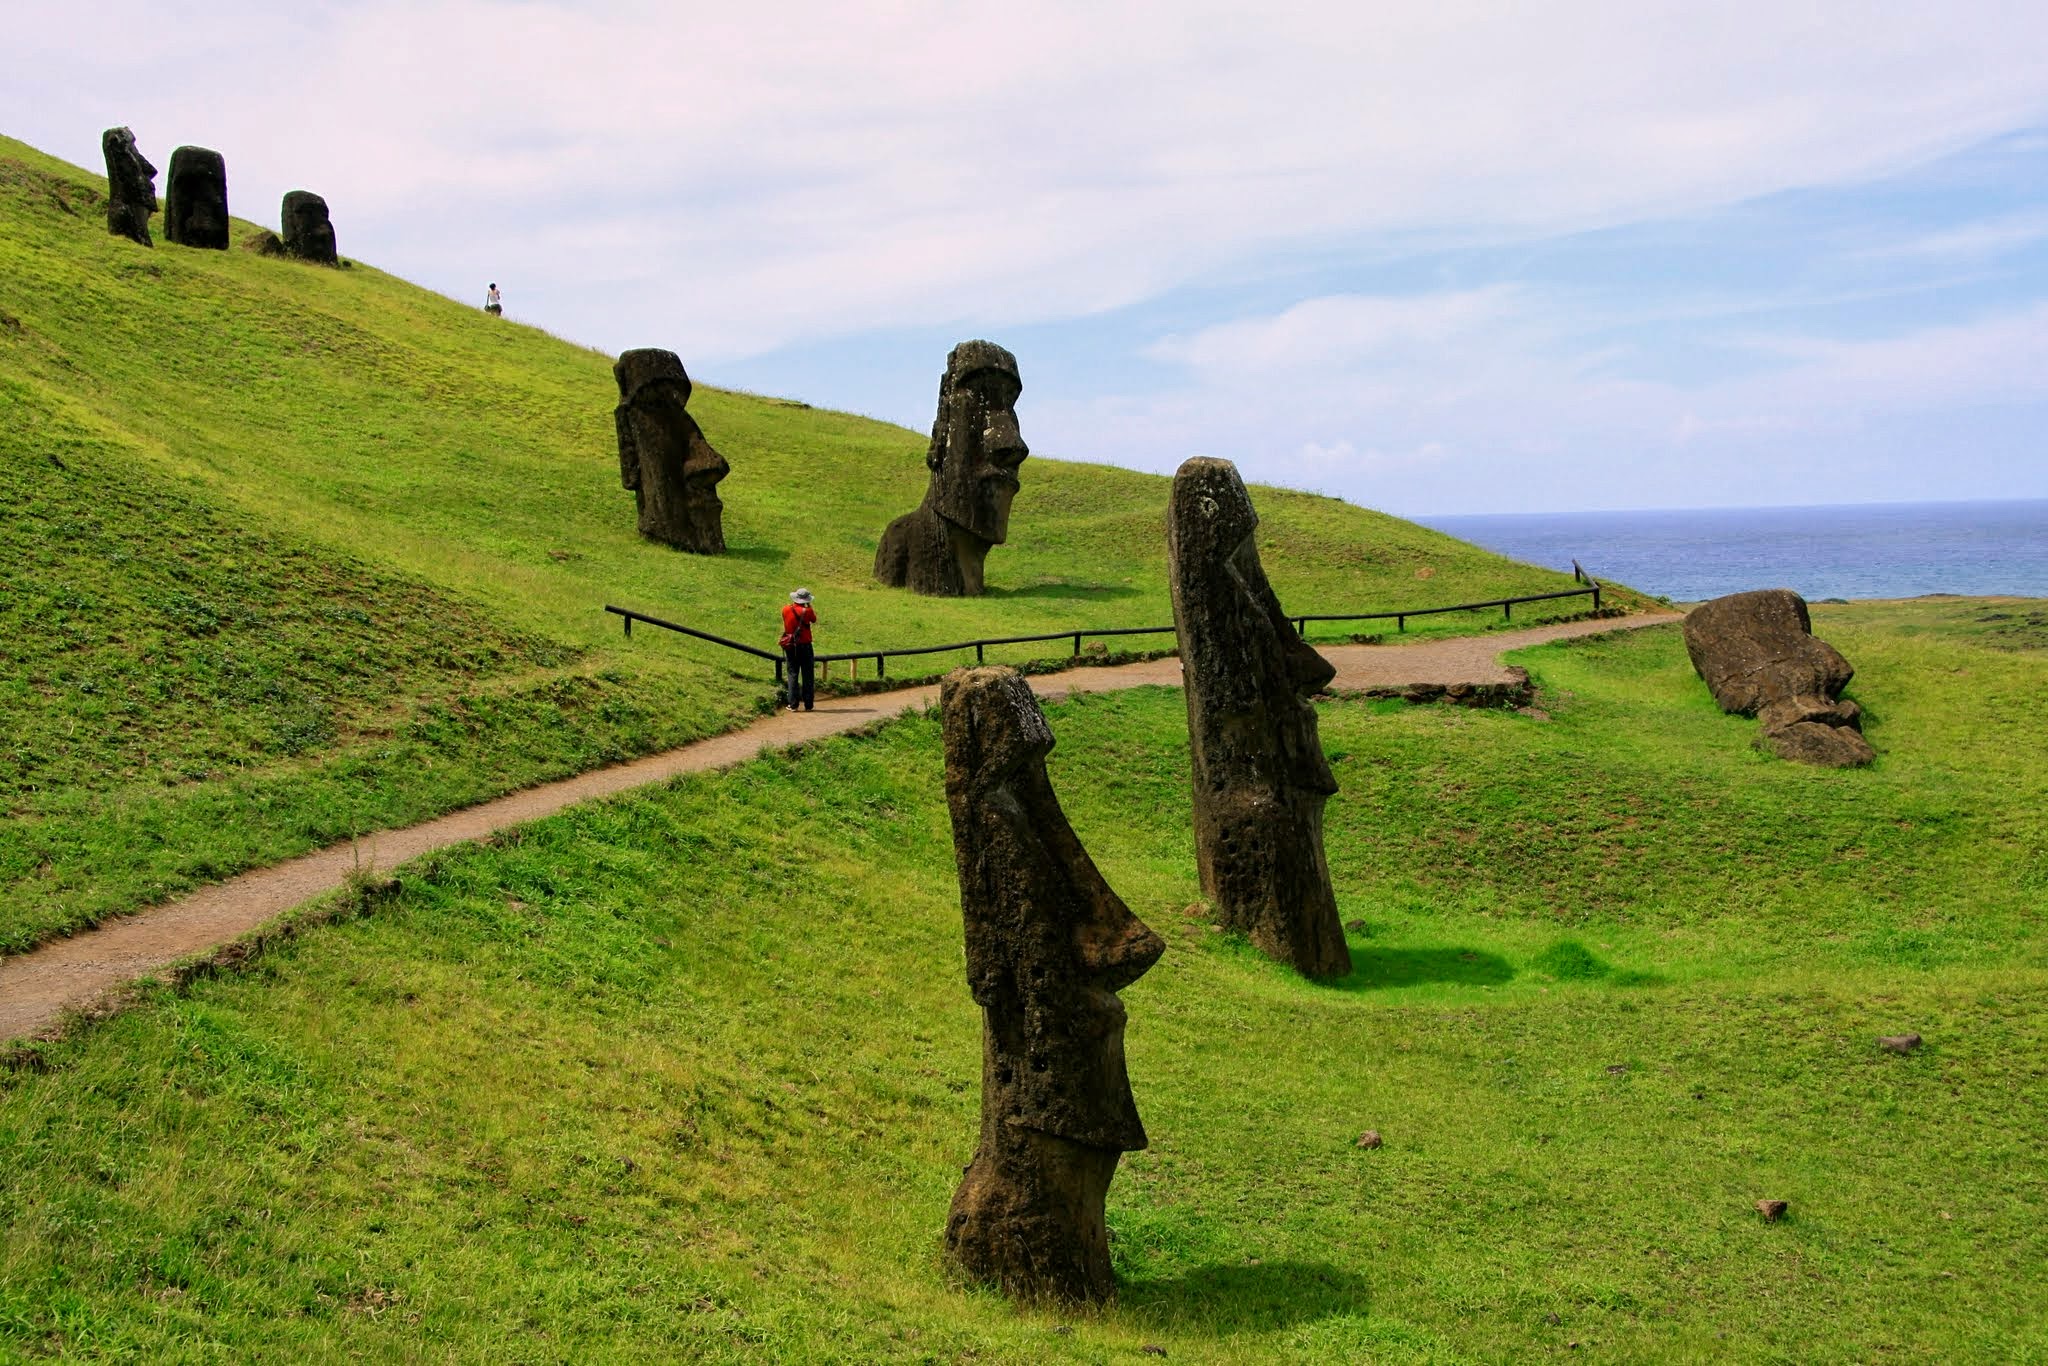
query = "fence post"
xmin=1593 ymin=584 xmax=1602 ymax=611
xmin=623 ymin=614 xmax=632 ymax=638
xmin=1397 ymin=614 xmax=1406 ymax=632
xmin=877 ymin=654 xmax=886 ymax=679
xmin=976 ymin=643 xmax=985 ymax=664
xmin=1504 ymin=601 xmax=1512 ymax=621
xmin=774 ymin=657 xmax=783 ymax=684
xmin=1073 ymin=633 xmax=1082 ymax=657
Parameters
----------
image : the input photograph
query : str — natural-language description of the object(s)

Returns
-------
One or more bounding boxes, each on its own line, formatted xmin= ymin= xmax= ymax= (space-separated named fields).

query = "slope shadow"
xmin=1119 ymin=1260 xmax=1371 ymax=1332
xmin=1321 ymin=945 xmax=1515 ymax=992
xmin=722 ymin=544 xmax=792 ymax=565
xmin=985 ymin=580 xmax=1142 ymax=602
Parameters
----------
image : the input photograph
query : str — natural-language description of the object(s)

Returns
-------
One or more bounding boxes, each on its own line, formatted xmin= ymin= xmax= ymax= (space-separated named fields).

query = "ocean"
xmin=1418 ymin=499 xmax=2048 ymax=603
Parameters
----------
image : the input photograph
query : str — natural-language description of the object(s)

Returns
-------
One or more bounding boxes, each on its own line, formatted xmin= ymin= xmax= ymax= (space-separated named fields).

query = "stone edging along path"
xmin=0 ymin=612 xmax=1681 ymax=1045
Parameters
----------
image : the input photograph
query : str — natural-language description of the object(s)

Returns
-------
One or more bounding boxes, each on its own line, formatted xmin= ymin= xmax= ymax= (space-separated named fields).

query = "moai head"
xmin=101 ymin=128 xmax=157 ymax=246
xmin=164 ymin=146 xmax=229 ymax=250
xmin=280 ymin=191 xmax=337 ymax=264
xmin=613 ymin=348 xmax=729 ymax=553
xmin=926 ymin=340 xmax=1027 ymax=546
xmin=1168 ymin=457 xmax=1337 ymax=802
xmin=1683 ymin=588 xmax=1872 ymax=766
xmin=1684 ymin=589 xmax=1852 ymax=717
xmin=943 ymin=666 xmax=1162 ymax=1152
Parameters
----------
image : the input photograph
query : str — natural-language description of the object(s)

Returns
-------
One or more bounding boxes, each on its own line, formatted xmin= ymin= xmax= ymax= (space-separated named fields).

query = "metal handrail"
xmin=1289 ymin=583 xmax=1601 ymax=635
xmin=603 ymin=607 xmax=780 ymax=661
xmin=606 ymin=573 xmax=1604 ymax=684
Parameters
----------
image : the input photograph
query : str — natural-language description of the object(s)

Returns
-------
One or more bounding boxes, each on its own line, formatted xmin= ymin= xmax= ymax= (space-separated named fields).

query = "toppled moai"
xmin=614 ymin=348 xmax=728 ymax=554
xmin=1167 ymin=457 xmax=1351 ymax=978
xmin=163 ymin=146 xmax=229 ymax=249
xmin=874 ymin=341 xmax=1028 ymax=596
xmin=280 ymin=190 xmax=337 ymax=264
xmin=1684 ymin=588 xmax=1873 ymax=766
xmin=101 ymin=127 xmax=156 ymax=247
xmin=941 ymin=666 xmax=1164 ymax=1304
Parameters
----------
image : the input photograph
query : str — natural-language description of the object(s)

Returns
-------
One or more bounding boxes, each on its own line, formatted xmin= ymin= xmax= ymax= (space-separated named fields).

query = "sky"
xmin=7 ymin=1 xmax=2048 ymax=515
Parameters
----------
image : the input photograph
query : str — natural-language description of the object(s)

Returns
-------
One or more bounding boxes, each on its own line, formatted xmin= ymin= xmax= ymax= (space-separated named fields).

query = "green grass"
xmin=0 ymin=132 xmax=1634 ymax=951
xmin=4 ymin=603 xmax=2042 ymax=1361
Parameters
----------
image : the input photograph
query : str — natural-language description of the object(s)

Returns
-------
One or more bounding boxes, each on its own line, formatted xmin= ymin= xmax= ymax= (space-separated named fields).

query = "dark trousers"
xmin=784 ymin=642 xmax=815 ymax=709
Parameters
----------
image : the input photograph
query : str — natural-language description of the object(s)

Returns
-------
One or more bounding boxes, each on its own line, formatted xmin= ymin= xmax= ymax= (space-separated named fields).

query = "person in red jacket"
xmin=780 ymin=588 xmax=817 ymax=711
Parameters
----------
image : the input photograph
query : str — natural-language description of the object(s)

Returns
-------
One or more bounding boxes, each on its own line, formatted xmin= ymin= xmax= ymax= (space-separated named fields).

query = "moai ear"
xmin=615 ymin=407 xmax=640 ymax=491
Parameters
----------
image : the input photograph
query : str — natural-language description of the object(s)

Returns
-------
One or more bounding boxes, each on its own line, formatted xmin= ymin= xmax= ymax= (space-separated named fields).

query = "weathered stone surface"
xmin=941 ymin=666 xmax=1163 ymax=1304
xmin=163 ymin=146 xmax=229 ymax=249
xmin=613 ymin=348 xmax=728 ymax=554
xmin=1683 ymin=589 xmax=1873 ymax=767
xmin=875 ymin=341 xmax=1027 ymax=596
xmin=280 ymin=190 xmax=337 ymax=264
xmin=1166 ymin=457 xmax=1351 ymax=978
xmin=101 ymin=127 xmax=156 ymax=246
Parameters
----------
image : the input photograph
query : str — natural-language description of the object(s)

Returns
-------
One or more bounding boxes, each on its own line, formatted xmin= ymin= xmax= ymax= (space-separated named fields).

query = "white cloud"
xmin=1147 ymin=289 xmax=1526 ymax=375
xmin=1854 ymin=209 xmax=2048 ymax=262
xmin=1729 ymin=301 xmax=2048 ymax=411
xmin=9 ymin=0 xmax=2048 ymax=360
xmin=1035 ymin=290 xmax=2048 ymax=512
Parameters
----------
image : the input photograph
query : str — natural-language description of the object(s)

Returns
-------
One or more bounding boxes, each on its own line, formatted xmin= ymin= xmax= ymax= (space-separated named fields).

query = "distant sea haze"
xmin=1418 ymin=499 xmax=2048 ymax=603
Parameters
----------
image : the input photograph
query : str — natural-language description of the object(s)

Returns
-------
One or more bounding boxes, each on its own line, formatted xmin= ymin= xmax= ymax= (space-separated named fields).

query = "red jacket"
xmin=781 ymin=602 xmax=816 ymax=647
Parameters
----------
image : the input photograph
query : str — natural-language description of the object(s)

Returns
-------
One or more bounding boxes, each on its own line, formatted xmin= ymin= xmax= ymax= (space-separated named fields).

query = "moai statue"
xmin=614 ymin=348 xmax=728 ymax=554
xmin=280 ymin=191 xmax=338 ymax=264
xmin=874 ymin=340 xmax=1028 ymax=596
xmin=1684 ymin=588 xmax=1874 ymax=766
xmin=941 ymin=666 xmax=1164 ymax=1304
xmin=1166 ymin=457 xmax=1351 ymax=978
xmin=101 ymin=127 xmax=156 ymax=247
xmin=163 ymin=146 xmax=229 ymax=249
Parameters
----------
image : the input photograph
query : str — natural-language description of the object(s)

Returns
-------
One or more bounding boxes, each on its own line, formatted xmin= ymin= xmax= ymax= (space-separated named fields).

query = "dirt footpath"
xmin=0 ymin=612 xmax=1678 ymax=1043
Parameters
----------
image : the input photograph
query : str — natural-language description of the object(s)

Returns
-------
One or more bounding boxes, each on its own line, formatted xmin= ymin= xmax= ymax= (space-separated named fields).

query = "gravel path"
xmin=0 ymin=612 xmax=1678 ymax=1043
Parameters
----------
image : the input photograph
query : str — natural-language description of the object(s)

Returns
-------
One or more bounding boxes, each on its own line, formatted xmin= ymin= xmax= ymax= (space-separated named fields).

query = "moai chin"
xmin=941 ymin=666 xmax=1164 ymax=1304
xmin=1166 ymin=457 xmax=1351 ymax=978
xmin=280 ymin=191 xmax=338 ymax=264
xmin=163 ymin=146 xmax=229 ymax=250
xmin=101 ymin=127 xmax=157 ymax=247
xmin=874 ymin=340 xmax=1028 ymax=596
xmin=614 ymin=348 xmax=729 ymax=554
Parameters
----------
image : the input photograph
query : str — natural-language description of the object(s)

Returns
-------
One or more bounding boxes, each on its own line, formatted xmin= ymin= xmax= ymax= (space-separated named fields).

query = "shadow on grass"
xmin=723 ymin=544 xmax=792 ymax=565
xmin=1121 ymin=1260 xmax=1371 ymax=1331
xmin=986 ymin=580 xmax=1142 ymax=602
xmin=1530 ymin=938 xmax=1665 ymax=987
xmin=1321 ymin=944 xmax=1516 ymax=992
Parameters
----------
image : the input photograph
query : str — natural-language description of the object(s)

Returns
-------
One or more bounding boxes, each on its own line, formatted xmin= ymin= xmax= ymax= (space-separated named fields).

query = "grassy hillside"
xmin=3 ymin=602 xmax=2043 ymax=1360
xmin=0 ymin=132 xmax=1633 ymax=951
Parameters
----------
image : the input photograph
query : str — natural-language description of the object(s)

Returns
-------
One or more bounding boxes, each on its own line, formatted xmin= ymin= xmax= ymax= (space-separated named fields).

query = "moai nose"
xmin=983 ymin=413 xmax=1027 ymax=467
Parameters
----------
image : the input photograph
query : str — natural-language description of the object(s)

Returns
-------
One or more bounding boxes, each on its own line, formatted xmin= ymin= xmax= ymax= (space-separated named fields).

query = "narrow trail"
xmin=0 ymin=612 xmax=1679 ymax=1043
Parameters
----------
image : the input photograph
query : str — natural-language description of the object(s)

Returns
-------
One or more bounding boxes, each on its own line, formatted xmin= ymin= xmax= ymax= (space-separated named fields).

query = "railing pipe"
xmin=604 ymin=605 xmax=782 ymax=660
xmin=607 ymin=574 xmax=1606 ymax=684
